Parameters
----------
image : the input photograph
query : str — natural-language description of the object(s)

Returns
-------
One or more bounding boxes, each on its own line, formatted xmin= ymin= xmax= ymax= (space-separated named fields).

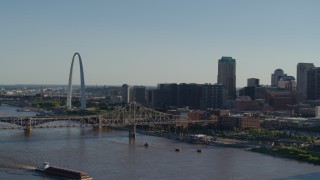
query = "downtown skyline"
xmin=0 ymin=0 xmax=319 ymax=87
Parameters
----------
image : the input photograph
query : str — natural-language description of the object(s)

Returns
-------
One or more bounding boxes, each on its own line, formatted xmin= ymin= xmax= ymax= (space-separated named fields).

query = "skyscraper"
xmin=271 ymin=69 xmax=286 ymax=87
xmin=217 ymin=56 xmax=236 ymax=100
xmin=132 ymin=86 xmax=147 ymax=104
xmin=297 ymin=63 xmax=315 ymax=103
xmin=307 ymin=67 xmax=320 ymax=100
xmin=121 ymin=84 xmax=130 ymax=104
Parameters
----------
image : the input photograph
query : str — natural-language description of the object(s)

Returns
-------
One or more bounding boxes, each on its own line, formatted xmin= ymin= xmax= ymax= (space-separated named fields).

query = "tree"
xmin=311 ymin=134 xmax=315 ymax=144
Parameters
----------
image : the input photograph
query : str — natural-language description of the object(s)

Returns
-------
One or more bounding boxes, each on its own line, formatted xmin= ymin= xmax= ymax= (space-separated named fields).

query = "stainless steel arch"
xmin=67 ymin=53 xmax=86 ymax=110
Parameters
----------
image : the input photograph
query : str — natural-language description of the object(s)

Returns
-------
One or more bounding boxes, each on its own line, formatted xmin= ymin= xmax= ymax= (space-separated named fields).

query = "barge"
xmin=36 ymin=162 xmax=92 ymax=180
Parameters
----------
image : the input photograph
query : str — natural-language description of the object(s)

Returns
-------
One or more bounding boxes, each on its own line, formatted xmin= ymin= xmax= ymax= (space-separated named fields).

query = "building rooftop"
xmin=219 ymin=56 xmax=235 ymax=63
xmin=274 ymin=69 xmax=284 ymax=73
xmin=279 ymin=76 xmax=295 ymax=81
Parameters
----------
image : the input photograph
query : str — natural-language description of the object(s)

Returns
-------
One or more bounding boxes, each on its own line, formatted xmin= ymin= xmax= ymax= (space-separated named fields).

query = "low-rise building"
xmin=261 ymin=117 xmax=320 ymax=129
xmin=266 ymin=89 xmax=294 ymax=110
xmin=218 ymin=114 xmax=260 ymax=130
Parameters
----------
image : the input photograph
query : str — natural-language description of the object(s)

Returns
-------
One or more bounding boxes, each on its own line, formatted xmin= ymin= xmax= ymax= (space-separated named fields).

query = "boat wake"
xmin=0 ymin=155 xmax=36 ymax=170
xmin=0 ymin=162 xmax=35 ymax=170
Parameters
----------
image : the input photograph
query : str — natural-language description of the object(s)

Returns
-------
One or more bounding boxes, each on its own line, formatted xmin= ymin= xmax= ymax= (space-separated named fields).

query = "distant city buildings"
xmin=218 ymin=113 xmax=260 ymax=130
xmin=297 ymin=63 xmax=315 ymax=103
xmin=121 ymin=84 xmax=130 ymax=104
xmin=177 ymin=83 xmax=201 ymax=109
xmin=2 ymin=55 xmax=319 ymax=121
xmin=247 ymin=78 xmax=260 ymax=87
xmin=307 ymin=67 xmax=320 ymax=100
xmin=151 ymin=83 xmax=178 ymax=108
xmin=238 ymin=86 xmax=256 ymax=101
xmin=266 ymin=88 xmax=294 ymax=110
xmin=217 ymin=56 xmax=236 ymax=100
xmin=200 ymin=84 xmax=223 ymax=110
xmin=148 ymin=83 xmax=224 ymax=110
xmin=265 ymin=69 xmax=298 ymax=110
xmin=132 ymin=86 xmax=147 ymax=104
xmin=278 ymin=76 xmax=296 ymax=92
xmin=271 ymin=69 xmax=287 ymax=87
xmin=237 ymin=77 xmax=267 ymax=111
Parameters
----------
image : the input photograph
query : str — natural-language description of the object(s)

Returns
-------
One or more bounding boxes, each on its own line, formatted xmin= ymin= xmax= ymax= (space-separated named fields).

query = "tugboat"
xmin=36 ymin=162 xmax=92 ymax=180
xmin=144 ymin=142 xmax=149 ymax=147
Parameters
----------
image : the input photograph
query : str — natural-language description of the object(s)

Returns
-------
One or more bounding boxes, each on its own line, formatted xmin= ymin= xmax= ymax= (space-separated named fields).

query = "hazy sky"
xmin=0 ymin=0 xmax=319 ymax=87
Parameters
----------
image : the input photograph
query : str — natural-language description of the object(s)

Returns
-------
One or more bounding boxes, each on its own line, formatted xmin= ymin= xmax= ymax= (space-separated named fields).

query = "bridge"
xmin=0 ymin=102 xmax=214 ymax=137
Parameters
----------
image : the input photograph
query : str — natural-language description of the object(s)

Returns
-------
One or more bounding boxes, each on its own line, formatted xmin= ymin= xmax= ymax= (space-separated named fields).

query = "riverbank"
xmin=137 ymin=129 xmax=320 ymax=165
xmin=137 ymin=129 xmax=256 ymax=149
xmin=250 ymin=146 xmax=320 ymax=165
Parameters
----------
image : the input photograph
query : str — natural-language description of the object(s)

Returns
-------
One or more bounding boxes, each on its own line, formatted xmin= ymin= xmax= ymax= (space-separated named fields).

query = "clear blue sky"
xmin=0 ymin=0 xmax=319 ymax=87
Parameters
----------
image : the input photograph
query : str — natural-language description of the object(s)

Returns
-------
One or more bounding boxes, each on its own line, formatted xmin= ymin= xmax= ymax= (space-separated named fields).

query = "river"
xmin=1 ymin=104 xmax=320 ymax=180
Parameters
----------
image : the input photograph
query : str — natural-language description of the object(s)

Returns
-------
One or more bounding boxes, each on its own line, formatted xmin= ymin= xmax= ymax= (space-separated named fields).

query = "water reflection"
xmin=23 ymin=129 xmax=32 ymax=137
xmin=129 ymin=137 xmax=136 ymax=145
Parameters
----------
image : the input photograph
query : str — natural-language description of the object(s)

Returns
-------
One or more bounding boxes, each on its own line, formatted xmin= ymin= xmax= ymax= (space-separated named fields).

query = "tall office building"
xmin=271 ymin=69 xmax=287 ymax=87
xmin=307 ymin=67 xmax=320 ymax=100
xmin=200 ymin=84 xmax=223 ymax=110
xmin=121 ymin=84 xmax=130 ymax=103
xmin=297 ymin=63 xmax=315 ymax=103
xmin=177 ymin=83 xmax=201 ymax=108
xmin=152 ymin=83 xmax=178 ymax=108
xmin=247 ymin=78 xmax=260 ymax=87
xmin=132 ymin=86 xmax=147 ymax=104
xmin=217 ymin=56 xmax=236 ymax=100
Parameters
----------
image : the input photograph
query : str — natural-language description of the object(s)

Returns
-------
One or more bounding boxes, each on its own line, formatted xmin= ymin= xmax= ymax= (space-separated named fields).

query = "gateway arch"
xmin=67 ymin=53 xmax=86 ymax=110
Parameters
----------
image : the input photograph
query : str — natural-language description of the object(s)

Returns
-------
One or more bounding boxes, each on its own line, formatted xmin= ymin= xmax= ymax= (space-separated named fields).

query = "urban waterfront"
xmin=0 ymin=105 xmax=320 ymax=180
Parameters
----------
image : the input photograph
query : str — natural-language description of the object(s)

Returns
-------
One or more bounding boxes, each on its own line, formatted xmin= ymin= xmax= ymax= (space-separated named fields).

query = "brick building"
xmin=218 ymin=115 xmax=260 ymax=130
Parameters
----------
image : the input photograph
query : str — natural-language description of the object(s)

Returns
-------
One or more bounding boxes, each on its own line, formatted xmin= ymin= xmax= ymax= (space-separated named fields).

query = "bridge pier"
xmin=129 ymin=124 xmax=136 ymax=138
xmin=24 ymin=128 xmax=32 ymax=136
xmin=93 ymin=117 xmax=102 ymax=129
xmin=23 ymin=118 xmax=32 ymax=134
xmin=24 ymin=118 xmax=32 ymax=131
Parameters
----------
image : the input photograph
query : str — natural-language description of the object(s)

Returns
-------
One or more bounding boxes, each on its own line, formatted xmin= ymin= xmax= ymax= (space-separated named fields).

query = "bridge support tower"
xmin=129 ymin=124 xmax=136 ymax=138
xmin=93 ymin=117 xmax=102 ymax=129
xmin=23 ymin=118 xmax=32 ymax=134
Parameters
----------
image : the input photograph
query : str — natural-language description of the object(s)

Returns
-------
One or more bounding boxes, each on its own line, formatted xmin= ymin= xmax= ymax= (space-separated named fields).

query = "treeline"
xmin=31 ymin=100 xmax=65 ymax=109
xmin=251 ymin=147 xmax=320 ymax=165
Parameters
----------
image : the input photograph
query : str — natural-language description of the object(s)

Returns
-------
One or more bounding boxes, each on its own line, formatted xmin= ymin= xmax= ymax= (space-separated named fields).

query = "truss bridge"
xmin=0 ymin=102 xmax=214 ymax=137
